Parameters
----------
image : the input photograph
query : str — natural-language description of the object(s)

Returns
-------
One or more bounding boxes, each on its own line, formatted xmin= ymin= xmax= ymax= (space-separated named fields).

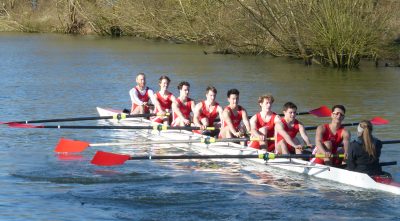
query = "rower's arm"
xmin=315 ymin=125 xmax=329 ymax=154
xmin=250 ymin=115 xmax=262 ymax=137
xmin=275 ymin=122 xmax=300 ymax=148
xmin=222 ymin=109 xmax=237 ymax=134
xmin=149 ymin=91 xmax=163 ymax=113
xmin=193 ymin=103 xmax=202 ymax=126
xmin=172 ymin=100 xmax=185 ymax=120
xmin=342 ymin=129 xmax=351 ymax=156
xmin=298 ymin=122 xmax=312 ymax=146
xmin=129 ymin=88 xmax=143 ymax=106
xmin=242 ymin=109 xmax=251 ymax=132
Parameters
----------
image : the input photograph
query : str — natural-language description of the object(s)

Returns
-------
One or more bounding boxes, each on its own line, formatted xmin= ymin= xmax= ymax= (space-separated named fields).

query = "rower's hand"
xmin=142 ymin=102 xmax=148 ymax=107
xmin=183 ymin=119 xmax=190 ymax=125
xmin=294 ymin=145 xmax=304 ymax=150
xmin=258 ymin=135 xmax=265 ymax=141
xmin=324 ymin=152 xmax=332 ymax=158
xmin=233 ymin=131 xmax=241 ymax=137
xmin=199 ymin=125 xmax=207 ymax=130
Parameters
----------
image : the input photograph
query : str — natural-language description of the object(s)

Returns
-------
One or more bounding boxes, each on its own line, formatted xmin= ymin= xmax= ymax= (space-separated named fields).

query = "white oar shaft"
xmin=89 ymin=140 xmax=201 ymax=147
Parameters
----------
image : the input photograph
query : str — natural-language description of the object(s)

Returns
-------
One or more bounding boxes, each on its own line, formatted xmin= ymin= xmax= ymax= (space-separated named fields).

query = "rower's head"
xmin=357 ymin=120 xmax=376 ymax=158
xmin=136 ymin=73 xmax=146 ymax=88
xmin=177 ymin=81 xmax=190 ymax=97
xmin=282 ymin=102 xmax=297 ymax=120
xmin=331 ymin=104 xmax=346 ymax=122
xmin=158 ymin=75 xmax=171 ymax=90
xmin=227 ymin=88 xmax=240 ymax=107
xmin=205 ymin=86 xmax=217 ymax=102
xmin=258 ymin=94 xmax=274 ymax=111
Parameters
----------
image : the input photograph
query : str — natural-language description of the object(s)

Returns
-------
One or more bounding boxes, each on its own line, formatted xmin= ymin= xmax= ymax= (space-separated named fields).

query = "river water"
xmin=0 ymin=32 xmax=399 ymax=220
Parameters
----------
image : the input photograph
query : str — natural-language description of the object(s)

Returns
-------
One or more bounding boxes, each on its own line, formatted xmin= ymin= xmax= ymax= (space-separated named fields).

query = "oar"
xmin=54 ymin=137 xmax=275 ymax=153
xmin=304 ymin=117 xmax=389 ymax=130
xmin=7 ymin=123 xmax=214 ymax=131
xmin=0 ymin=112 xmax=169 ymax=125
xmin=90 ymin=150 xmax=344 ymax=166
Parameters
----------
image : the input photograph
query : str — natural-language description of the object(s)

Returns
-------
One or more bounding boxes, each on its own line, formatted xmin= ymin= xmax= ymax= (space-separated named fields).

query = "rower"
xmin=275 ymin=102 xmax=312 ymax=154
xmin=151 ymin=75 xmax=176 ymax=125
xmin=347 ymin=120 xmax=383 ymax=176
xmin=219 ymin=89 xmax=251 ymax=138
xmin=171 ymin=81 xmax=195 ymax=126
xmin=193 ymin=86 xmax=223 ymax=137
xmin=311 ymin=105 xmax=351 ymax=165
xmin=129 ymin=73 xmax=157 ymax=114
xmin=248 ymin=94 xmax=280 ymax=152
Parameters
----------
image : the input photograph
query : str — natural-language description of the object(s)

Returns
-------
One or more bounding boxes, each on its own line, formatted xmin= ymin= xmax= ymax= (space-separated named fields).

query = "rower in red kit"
xmin=219 ymin=89 xmax=251 ymax=138
xmin=311 ymin=104 xmax=351 ymax=165
xmin=129 ymin=73 xmax=157 ymax=114
xmin=151 ymin=75 xmax=176 ymax=125
xmin=171 ymin=81 xmax=195 ymax=126
xmin=193 ymin=86 xmax=223 ymax=137
xmin=275 ymin=102 xmax=312 ymax=154
xmin=248 ymin=94 xmax=279 ymax=152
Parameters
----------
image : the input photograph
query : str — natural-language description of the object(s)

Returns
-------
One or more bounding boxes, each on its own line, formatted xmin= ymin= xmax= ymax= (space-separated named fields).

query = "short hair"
xmin=136 ymin=72 xmax=145 ymax=80
xmin=206 ymin=86 xmax=217 ymax=94
xmin=177 ymin=81 xmax=190 ymax=90
xmin=258 ymin=94 xmax=274 ymax=104
xmin=158 ymin=75 xmax=171 ymax=84
xmin=332 ymin=104 xmax=346 ymax=114
xmin=283 ymin=102 xmax=297 ymax=111
xmin=227 ymin=88 xmax=240 ymax=98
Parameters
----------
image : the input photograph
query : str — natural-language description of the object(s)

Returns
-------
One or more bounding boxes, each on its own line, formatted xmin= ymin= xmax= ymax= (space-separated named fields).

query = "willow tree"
xmin=236 ymin=0 xmax=395 ymax=68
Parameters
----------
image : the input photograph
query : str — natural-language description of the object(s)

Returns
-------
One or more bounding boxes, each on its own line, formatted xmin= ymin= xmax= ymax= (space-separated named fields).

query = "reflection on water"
xmin=0 ymin=32 xmax=400 ymax=220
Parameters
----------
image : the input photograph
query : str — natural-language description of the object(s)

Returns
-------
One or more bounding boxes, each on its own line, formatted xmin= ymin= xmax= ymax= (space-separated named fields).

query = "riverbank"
xmin=1 ymin=0 xmax=399 ymax=68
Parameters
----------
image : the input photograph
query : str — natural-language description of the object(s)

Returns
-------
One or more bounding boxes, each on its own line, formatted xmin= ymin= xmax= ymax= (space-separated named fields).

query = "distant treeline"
xmin=1 ymin=0 xmax=399 ymax=68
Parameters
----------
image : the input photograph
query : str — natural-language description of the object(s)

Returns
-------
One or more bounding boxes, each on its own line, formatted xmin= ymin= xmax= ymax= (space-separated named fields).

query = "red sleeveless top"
xmin=322 ymin=124 xmax=344 ymax=150
xmin=276 ymin=119 xmax=300 ymax=142
xmin=199 ymin=101 xmax=220 ymax=126
xmin=255 ymin=112 xmax=277 ymax=138
xmin=173 ymin=98 xmax=192 ymax=120
xmin=131 ymin=86 xmax=150 ymax=111
xmin=222 ymin=105 xmax=243 ymax=129
xmin=155 ymin=92 xmax=173 ymax=112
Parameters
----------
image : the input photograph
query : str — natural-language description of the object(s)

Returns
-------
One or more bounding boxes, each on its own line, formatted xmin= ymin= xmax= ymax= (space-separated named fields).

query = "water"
xmin=0 ymin=32 xmax=399 ymax=220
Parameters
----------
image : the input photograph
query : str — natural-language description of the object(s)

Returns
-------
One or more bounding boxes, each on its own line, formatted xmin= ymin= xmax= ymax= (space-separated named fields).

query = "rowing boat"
xmin=96 ymin=107 xmax=400 ymax=195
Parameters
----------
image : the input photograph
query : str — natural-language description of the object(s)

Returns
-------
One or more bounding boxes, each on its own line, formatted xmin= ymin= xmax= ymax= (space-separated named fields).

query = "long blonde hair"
xmin=358 ymin=120 xmax=376 ymax=158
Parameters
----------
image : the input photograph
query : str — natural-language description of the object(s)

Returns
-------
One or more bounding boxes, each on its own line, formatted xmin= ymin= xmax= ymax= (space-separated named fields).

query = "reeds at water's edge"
xmin=1 ymin=0 xmax=399 ymax=68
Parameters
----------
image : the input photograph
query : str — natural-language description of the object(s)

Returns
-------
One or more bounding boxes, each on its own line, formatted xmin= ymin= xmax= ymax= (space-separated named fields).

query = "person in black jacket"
xmin=346 ymin=120 xmax=383 ymax=175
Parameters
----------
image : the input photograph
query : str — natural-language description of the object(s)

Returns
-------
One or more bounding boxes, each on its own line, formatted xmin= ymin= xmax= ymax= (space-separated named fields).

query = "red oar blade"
xmin=370 ymin=117 xmax=389 ymax=125
xmin=54 ymin=138 xmax=90 ymax=153
xmin=309 ymin=106 xmax=332 ymax=117
xmin=7 ymin=123 xmax=42 ymax=128
xmin=91 ymin=151 xmax=131 ymax=166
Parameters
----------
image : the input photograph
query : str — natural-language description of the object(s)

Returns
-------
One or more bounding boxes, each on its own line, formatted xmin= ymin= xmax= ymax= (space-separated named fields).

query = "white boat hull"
xmin=96 ymin=107 xmax=400 ymax=195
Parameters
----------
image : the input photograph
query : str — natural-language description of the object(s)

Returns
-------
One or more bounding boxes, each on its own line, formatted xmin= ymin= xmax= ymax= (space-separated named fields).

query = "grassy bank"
xmin=1 ymin=0 xmax=399 ymax=68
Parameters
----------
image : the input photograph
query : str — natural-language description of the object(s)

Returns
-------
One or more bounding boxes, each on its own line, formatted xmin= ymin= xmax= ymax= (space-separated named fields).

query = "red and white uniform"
xmin=171 ymin=98 xmax=193 ymax=126
xmin=276 ymin=119 xmax=300 ymax=153
xmin=312 ymin=124 xmax=344 ymax=165
xmin=198 ymin=101 xmax=220 ymax=127
xmin=248 ymin=112 xmax=277 ymax=152
xmin=222 ymin=105 xmax=244 ymax=130
xmin=152 ymin=92 xmax=173 ymax=123
xmin=130 ymin=86 xmax=151 ymax=113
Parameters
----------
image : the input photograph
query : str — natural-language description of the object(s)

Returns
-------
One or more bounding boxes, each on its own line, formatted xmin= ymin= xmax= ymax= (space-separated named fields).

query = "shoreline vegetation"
xmin=1 ymin=0 xmax=399 ymax=68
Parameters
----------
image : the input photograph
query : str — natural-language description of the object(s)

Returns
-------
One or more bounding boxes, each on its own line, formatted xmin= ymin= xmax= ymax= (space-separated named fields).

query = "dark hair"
xmin=332 ymin=104 xmax=346 ymax=114
xmin=158 ymin=75 xmax=171 ymax=84
xmin=206 ymin=86 xmax=217 ymax=94
xmin=177 ymin=81 xmax=190 ymax=90
xmin=227 ymin=88 xmax=240 ymax=98
xmin=283 ymin=102 xmax=297 ymax=111
xmin=136 ymin=72 xmax=145 ymax=79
